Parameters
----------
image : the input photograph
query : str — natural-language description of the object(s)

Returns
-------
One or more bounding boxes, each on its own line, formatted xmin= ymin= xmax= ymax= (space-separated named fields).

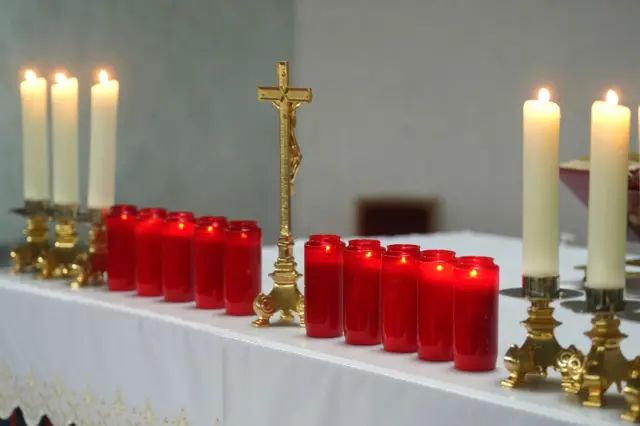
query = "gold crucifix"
xmin=252 ymin=61 xmax=312 ymax=327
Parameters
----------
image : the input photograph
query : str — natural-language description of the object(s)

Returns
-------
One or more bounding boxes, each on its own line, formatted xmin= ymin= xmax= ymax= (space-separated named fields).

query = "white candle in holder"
xmin=586 ymin=90 xmax=630 ymax=290
xmin=19 ymin=70 xmax=50 ymax=201
xmin=51 ymin=73 xmax=79 ymax=205
xmin=522 ymin=88 xmax=560 ymax=277
xmin=88 ymin=70 xmax=119 ymax=209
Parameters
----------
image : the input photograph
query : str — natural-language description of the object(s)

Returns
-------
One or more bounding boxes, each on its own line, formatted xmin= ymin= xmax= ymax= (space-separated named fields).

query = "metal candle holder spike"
xmin=502 ymin=276 xmax=566 ymax=387
xmin=36 ymin=204 xmax=84 ymax=279
xmin=10 ymin=200 xmax=51 ymax=273
xmin=70 ymin=208 xmax=107 ymax=289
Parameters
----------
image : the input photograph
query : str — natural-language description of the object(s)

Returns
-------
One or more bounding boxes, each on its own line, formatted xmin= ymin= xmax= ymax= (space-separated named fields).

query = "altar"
xmin=0 ymin=230 xmax=635 ymax=426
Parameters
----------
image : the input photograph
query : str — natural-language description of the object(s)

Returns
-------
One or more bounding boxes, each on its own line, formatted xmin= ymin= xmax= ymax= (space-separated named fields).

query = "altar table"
xmin=0 ymin=231 xmax=638 ymax=426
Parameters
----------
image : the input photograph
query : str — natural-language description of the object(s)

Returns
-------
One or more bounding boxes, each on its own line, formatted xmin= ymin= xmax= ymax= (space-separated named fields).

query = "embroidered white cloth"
xmin=0 ymin=231 xmax=638 ymax=426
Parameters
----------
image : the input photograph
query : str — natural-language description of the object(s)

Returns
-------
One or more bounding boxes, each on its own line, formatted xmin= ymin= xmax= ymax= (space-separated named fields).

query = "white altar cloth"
xmin=0 ymin=231 xmax=638 ymax=426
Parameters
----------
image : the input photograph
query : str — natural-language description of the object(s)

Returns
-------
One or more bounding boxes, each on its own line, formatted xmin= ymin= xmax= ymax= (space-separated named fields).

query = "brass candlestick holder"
xmin=36 ymin=204 xmax=84 ymax=279
xmin=70 ymin=208 xmax=107 ymax=289
xmin=10 ymin=200 xmax=51 ymax=273
xmin=557 ymin=288 xmax=630 ymax=409
xmin=252 ymin=61 xmax=312 ymax=327
xmin=502 ymin=276 xmax=566 ymax=387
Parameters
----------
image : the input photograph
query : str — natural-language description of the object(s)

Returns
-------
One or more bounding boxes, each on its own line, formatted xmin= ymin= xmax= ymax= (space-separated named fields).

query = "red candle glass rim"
xmin=137 ymin=207 xmax=167 ymax=221
xmin=196 ymin=216 xmax=228 ymax=229
xmin=387 ymin=244 xmax=421 ymax=255
xmin=304 ymin=239 xmax=343 ymax=251
xmin=166 ymin=211 xmax=195 ymax=223
xmin=421 ymin=249 xmax=456 ymax=261
xmin=309 ymin=234 xmax=342 ymax=244
xmin=382 ymin=250 xmax=417 ymax=262
xmin=108 ymin=204 xmax=138 ymax=219
xmin=227 ymin=220 xmax=259 ymax=231
xmin=347 ymin=239 xmax=382 ymax=248
xmin=455 ymin=256 xmax=496 ymax=269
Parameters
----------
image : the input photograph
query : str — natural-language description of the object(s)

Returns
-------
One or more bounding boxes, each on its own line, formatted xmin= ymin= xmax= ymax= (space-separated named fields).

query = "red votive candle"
xmin=194 ymin=216 xmax=228 ymax=309
xmin=344 ymin=243 xmax=382 ymax=345
xmin=453 ymin=256 xmax=499 ymax=372
xmin=387 ymin=244 xmax=421 ymax=257
xmin=162 ymin=212 xmax=195 ymax=302
xmin=107 ymin=205 xmax=138 ymax=291
xmin=135 ymin=208 xmax=166 ymax=297
xmin=418 ymin=249 xmax=457 ymax=361
xmin=381 ymin=251 xmax=418 ymax=353
xmin=224 ymin=220 xmax=261 ymax=315
xmin=304 ymin=239 xmax=344 ymax=338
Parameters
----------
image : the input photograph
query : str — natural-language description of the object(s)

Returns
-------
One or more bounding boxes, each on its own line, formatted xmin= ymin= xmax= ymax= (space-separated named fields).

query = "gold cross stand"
xmin=252 ymin=61 xmax=312 ymax=327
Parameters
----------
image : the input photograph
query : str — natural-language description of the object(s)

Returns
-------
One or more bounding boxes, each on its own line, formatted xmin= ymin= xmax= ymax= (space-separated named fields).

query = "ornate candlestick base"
xmin=502 ymin=276 xmax=565 ymax=388
xmin=622 ymin=358 xmax=640 ymax=422
xmin=10 ymin=201 xmax=50 ymax=273
xmin=71 ymin=209 xmax=107 ymax=289
xmin=253 ymin=251 xmax=305 ymax=327
xmin=36 ymin=204 xmax=83 ymax=279
xmin=558 ymin=288 xmax=630 ymax=409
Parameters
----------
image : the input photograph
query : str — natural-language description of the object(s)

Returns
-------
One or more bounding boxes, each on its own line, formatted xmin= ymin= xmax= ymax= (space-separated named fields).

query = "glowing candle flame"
xmin=325 ymin=245 xmax=331 ymax=254
xmin=99 ymin=70 xmax=109 ymax=84
xmin=121 ymin=214 xmax=128 ymax=220
xmin=207 ymin=225 xmax=213 ymax=232
xmin=55 ymin=73 xmax=68 ymax=84
xmin=436 ymin=264 xmax=443 ymax=272
xmin=178 ymin=223 xmax=184 ymax=230
xmin=538 ymin=88 xmax=550 ymax=103
xmin=24 ymin=70 xmax=37 ymax=82
xmin=606 ymin=90 xmax=619 ymax=106
xmin=469 ymin=269 xmax=478 ymax=278
xmin=365 ymin=251 xmax=372 ymax=259
xmin=400 ymin=256 xmax=407 ymax=264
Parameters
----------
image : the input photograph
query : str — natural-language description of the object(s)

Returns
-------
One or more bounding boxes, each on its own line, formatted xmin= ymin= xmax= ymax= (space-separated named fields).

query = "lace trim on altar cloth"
xmin=0 ymin=362 xmax=218 ymax=426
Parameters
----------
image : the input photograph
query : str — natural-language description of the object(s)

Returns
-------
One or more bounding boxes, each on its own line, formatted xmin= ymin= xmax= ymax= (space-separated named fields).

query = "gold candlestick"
xmin=10 ymin=200 xmax=50 ymax=273
xmin=557 ymin=289 xmax=630 ymax=409
xmin=502 ymin=276 xmax=566 ymax=388
xmin=252 ymin=61 xmax=312 ymax=327
xmin=36 ymin=204 xmax=84 ymax=279
xmin=71 ymin=208 xmax=107 ymax=288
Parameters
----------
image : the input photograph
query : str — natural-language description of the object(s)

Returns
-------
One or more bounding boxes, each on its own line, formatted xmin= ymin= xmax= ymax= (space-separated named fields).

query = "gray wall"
xmin=0 ymin=0 xmax=293 ymax=246
xmin=292 ymin=0 xmax=640 ymax=246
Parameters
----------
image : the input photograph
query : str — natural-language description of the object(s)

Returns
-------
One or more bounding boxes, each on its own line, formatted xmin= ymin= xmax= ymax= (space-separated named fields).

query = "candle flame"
xmin=178 ymin=223 xmax=185 ymax=230
xmin=400 ymin=256 xmax=407 ymax=264
xmin=365 ymin=251 xmax=372 ymax=259
xmin=537 ymin=88 xmax=550 ymax=103
xmin=241 ymin=232 xmax=248 ymax=239
xmin=606 ymin=90 xmax=619 ymax=106
xmin=55 ymin=73 xmax=68 ymax=84
xmin=24 ymin=70 xmax=37 ymax=82
xmin=99 ymin=70 xmax=109 ymax=84
xmin=325 ymin=245 xmax=331 ymax=254
xmin=121 ymin=214 xmax=128 ymax=221
xmin=436 ymin=264 xmax=443 ymax=272
xmin=469 ymin=269 xmax=478 ymax=278
xmin=207 ymin=225 xmax=213 ymax=232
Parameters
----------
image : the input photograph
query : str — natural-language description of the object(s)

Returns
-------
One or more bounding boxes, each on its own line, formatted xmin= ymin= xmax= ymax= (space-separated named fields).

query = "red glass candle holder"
xmin=381 ymin=251 xmax=418 ymax=353
xmin=387 ymin=244 xmax=421 ymax=257
xmin=309 ymin=234 xmax=342 ymax=245
xmin=194 ymin=216 xmax=228 ymax=309
xmin=453 ymin=256 xmax=499 ymax=372
xmin=347 ymin=239 xmax=382 ymax=249
xmin=224 ymin=220 xmax=262 ymax=315
xmin=135 ymin=208 xmax=166 ymax=297
xmin=107 ymin=205 xmax=138 ymax=292
xmin=344 ymin=244 xmax=382 ymax=345
xmin=162 ymin=212 xmax=196 ymax=302
xmin=304 ymin=240 xmax=344 ymax=338
xmin=418 ymin=249 xmax=457 ymax=361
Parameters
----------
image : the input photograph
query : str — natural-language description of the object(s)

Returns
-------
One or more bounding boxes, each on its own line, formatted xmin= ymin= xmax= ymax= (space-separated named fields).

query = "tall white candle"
xmin=88 ymin=70 xmax=119 ymax=209
xmin=19 ymin=70 xmax=50 ymax=201
xmin=522 ymin=88 xmax=560 ymax=277
xmin=586 ymin=90 xmax=630 ymax=290
xmin=51 ymin=73 xmax=79 ymax=206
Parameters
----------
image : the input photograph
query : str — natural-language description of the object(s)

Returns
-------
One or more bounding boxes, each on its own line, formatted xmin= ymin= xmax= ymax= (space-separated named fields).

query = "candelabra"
xmin=36 ymin=204 xmax=83 ymax=279
xmin=70 ymin=208 xmax=107 ymax=288
xmin=557 ymin=289 xmax=631 ymax=411
xmin=502 ymin=276 xmax=566 ymax=387
xmin=9 ymin=200 xmax=51 ymax=273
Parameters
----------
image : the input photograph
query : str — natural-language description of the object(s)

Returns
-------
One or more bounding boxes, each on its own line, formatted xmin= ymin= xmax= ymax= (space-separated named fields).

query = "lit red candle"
xmin=381 ymin=251 xmax=418 ymax=353
xmin=224 ymin=220 xmax=261 ymax=315
xmin=194 ymin=216 xmax=227 ymax=309
xmin=162 ymin=211 xmax=195 ymax=303
xmin=418 ymin=249 xmax=456 ymax=361
xmin=453 ymin=256 xmax=499 ymax=372
xmin=348 ymin=239 xmax=382 ymax=250
xmin=309 ymin=234 xmax=342 ymax=244
xmin=135 ymin=208 xmax=166 ymax=297
xmin=387 ymin=244 xmax=421 ymax=257
xmin=344 ymin=242 xmax=382 ymax=345
xmin=107 ymin=204 xmax=138 ymax=291
xmin=304 ymin=239 xmax=344 ymax=337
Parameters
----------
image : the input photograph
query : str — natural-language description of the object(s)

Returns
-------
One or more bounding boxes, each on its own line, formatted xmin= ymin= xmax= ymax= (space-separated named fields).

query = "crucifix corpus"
xmin=252 ymin=61 xmax=312 ymax=327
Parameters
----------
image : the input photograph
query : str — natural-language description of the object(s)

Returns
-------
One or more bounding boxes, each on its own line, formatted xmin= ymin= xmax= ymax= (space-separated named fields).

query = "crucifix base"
xmin=252 ymin=259 xmax=305 ymax=328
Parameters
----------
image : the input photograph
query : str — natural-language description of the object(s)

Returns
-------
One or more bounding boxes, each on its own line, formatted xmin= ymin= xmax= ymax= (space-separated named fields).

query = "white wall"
xmin=292 ymin=0 xmax=640 ymax=245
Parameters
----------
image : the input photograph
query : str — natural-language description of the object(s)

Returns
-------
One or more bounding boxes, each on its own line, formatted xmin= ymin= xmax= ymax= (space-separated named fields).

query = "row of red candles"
xmin=304 ymin=235 xmax=499 ymax=372
xmin=106 ymin=205 xmax=261 ymax=315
